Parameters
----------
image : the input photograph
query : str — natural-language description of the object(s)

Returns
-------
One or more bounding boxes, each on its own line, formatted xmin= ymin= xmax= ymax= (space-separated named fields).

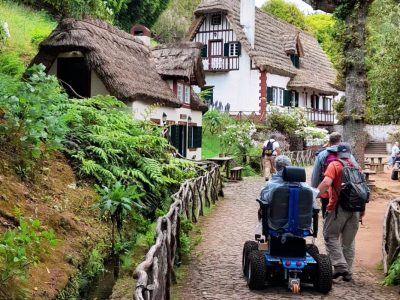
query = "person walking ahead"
xmin=262 ymin=134 xmax=280 ymax=181
xmin=317 ymin=143 xmax=366 ymax=282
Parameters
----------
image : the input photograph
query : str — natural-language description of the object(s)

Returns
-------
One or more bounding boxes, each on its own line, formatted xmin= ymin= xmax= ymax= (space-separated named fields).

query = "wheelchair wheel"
xmin=306 ymin=244 xmax=319 ymax=258
xmin=391 ymin=170 xmax=398 ymax=180
xmin=242 ymin=241 xmax=258 ymax=277
xmin=313 ymin=254 xmax=332 ymax=294
xmin=247 ymin=250 xmax=266 ymax=290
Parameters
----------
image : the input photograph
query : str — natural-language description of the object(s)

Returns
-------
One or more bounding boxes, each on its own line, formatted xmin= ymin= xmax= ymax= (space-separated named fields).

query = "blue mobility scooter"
xmin=242 ymin=167 xmax=332 ymax=294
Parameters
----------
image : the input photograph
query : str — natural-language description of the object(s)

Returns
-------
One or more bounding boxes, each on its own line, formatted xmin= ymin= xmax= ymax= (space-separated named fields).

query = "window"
xmin=229 ymin=42 xmax=239 ymax=57
xmin=211 ymin=14 xmax=222 ymax=25
xmin=188 ymin=126 xmax=202 ymax=149
xmin=278 ymin=88 xmax=284 ymax=106
xmin=177 ymin=83 xmax=184 ymax=101
xmin=272 ymin=87 xmax=284 ymax=106
xmin=291 ymin=91 xmax=296 ymax=107
xmin=290 ymin=54 xmax=300 ymax=68
xmin=184 ymin=85 xmax=191 ymax=104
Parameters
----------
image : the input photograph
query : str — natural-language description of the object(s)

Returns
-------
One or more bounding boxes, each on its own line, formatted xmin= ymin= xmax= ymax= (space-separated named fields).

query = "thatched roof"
xmin=191 ymin=91 xmax=208 ymax=112
xmin=151 ymin=42 xmax=206 ymax=87
xmin=189 ymin=0 xmax=338 ymax=95
xmin=31 ymin=18 xmax=181 ymax=107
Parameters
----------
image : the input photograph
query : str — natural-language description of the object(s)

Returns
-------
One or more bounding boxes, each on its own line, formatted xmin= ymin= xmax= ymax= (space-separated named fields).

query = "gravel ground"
xmin=175 ymin=172 xmax=399 ymax=300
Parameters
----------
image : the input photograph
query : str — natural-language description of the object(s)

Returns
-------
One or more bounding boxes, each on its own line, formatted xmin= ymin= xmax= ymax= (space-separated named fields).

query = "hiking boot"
xmin=333 ymin=270 xmax=349 ymax=279
xmin=343 ymin=274 xmax=352 ymax=282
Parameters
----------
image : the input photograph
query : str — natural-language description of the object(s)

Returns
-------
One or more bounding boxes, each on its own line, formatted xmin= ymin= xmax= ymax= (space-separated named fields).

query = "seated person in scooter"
xmin=256 ymin=155 xmax=318 ymax=235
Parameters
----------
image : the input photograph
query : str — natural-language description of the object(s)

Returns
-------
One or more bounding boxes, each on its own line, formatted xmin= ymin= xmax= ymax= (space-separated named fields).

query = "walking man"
xmin=317 ymin=143 xmax=365 ymax=281
xmin=311 ymin=132 xmax=358 ymax=217
xmin=390 ymin=142 xmax=399 ymax=167
xmin=262 ymin=134 xmax=280 ymax=181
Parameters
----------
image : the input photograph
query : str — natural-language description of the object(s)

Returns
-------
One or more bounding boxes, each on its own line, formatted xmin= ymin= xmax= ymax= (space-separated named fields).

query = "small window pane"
xmin=211 ymin=14 xmax=222 ymax=25
xmin=177 ymin=83 xmax=183 ymax=101
xmin=229 ymin=43 xmax=238 ymax=57
xmin=279 ymin=89 xmax=284 ymax=106
xmin=272 ymin=88 xmax=277 ymax=105
xmin=184 ymin=85 xmax=191 ymax=104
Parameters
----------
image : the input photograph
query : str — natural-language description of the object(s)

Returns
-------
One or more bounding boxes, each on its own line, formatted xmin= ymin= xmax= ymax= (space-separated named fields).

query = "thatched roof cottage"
xmin=31 ymin=18 xmax=207 ymax=159
xmin=187 ymin=0 xmax=342 ymax=125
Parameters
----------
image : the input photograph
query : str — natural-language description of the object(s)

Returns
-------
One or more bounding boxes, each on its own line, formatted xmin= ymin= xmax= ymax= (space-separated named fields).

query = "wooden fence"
xmin=382 ymin=199 xmax=400 ymax=273
xmin=281 ymin=149 xmax=316 ymax=166
xmin=133 ymin=163 xmax=222 ymax=300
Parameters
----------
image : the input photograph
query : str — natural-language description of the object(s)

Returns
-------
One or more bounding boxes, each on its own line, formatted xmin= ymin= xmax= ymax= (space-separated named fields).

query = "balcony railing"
xmin=225 ymin=107 xmax=335 ymax=125
xmin=202 ymin=57 xmax=239 ymax=71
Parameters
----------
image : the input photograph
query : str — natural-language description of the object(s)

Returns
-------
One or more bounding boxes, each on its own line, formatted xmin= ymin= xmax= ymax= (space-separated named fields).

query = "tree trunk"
xmin=302 ymin=1 xmax=372 ymax=166
xmin=342 ymin=1 xmax=372 ymax=166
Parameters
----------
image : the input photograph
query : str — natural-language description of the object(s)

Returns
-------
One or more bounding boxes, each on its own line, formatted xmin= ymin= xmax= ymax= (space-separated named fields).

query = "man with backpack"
xmin=262 ymin=134 xmax=280 ymax=181
xmin=311 ymin=132 xmax=359 ymax=217
xmin=317 ymin=143 xmax=369 ymax=282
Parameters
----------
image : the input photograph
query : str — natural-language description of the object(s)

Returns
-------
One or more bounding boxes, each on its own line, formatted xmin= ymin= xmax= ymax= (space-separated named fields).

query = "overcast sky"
xmin=255 ymin=0 xmax=315 ymax=15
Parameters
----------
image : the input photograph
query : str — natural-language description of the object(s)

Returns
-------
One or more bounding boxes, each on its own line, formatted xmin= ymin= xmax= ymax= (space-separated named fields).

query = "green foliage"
xmin=63 ymin=95 xmax=198 ymax=217
xmin=0 ymin=52 xmax=24 ymax=77
xmin=203 ymin=109 xmax=231 ymax=135
xmin=0 ymin=1 xmax=56 ymax=63
xmin=15 ymin=0 xmax=126 ymax=21
xmin=366 ymin=0 xmax=400 ymax=124
xmin=265 ymin=108 xmax=312 ymax=136
xmin=152 ymin=0 xmax=201 ymax=43
xmin=388 ymin=131 xmax=400 ymax=144
xmin=0 ymin=218 xmax=58 ymax=284
xmin=262 ymin=0 xmax=308 ymax=30
xmin=115 ymin=0 xmax=171 ymax=30
xmin=97 ymin=181 xmax=144 ymax=252
xmin=0 ymin=65 xmax=68 ymax=177
xmin=383 ymin=255 xmax=400 ymax=286
xmin=201 ymin=132 xmax=221 ymax=159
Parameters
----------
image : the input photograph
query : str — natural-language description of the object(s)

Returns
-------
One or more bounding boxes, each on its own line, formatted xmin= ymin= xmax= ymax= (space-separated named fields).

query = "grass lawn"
xmin=202 ymin=132 xmax=221 ymax=159
xmin=0 ymin=1 xmax=56 ymax=62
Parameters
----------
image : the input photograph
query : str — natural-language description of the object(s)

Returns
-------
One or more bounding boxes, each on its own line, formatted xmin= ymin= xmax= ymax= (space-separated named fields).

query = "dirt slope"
xmin=0 ymin=150 xmax=108 ymax=299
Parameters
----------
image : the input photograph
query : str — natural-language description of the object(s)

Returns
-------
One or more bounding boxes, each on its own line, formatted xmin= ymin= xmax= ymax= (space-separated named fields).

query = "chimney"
xmin=130 ymin=24 xmax=151 ymax=47
xmin=240 ymin=0 xmax=255 ymax=48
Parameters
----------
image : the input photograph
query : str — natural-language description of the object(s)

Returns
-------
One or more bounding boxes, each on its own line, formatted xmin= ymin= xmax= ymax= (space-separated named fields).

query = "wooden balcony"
xmin=303 ymin=108 xmax=335 ymax=125
xmin=202 ymin=57 xmax=239 ymax=72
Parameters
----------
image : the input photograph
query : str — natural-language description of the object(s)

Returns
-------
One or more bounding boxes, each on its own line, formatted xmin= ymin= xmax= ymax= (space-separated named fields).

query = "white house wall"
xmin=91 ymin=71 xmax=110 ymax=96
xmin=130 ymin=100 xmax=202 ymax=159
xmin=267 ymin=73 xmax=290 ymax=89
xmin=204 ymin=48 xmax=260 ymax=112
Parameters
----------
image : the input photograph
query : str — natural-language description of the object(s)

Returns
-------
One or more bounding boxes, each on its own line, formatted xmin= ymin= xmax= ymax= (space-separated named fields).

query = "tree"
xmin=115 ymin=0 xmax=171 ymax=31
xmin=152 ymin=0 xmax=201 ymax=43
xmin=366 ymin=0 xmax=400 ymax=124
xmin=303 ymin=0 xmax=372 ymax=165
xmin=262 ymin=0 xmax=308 ymax=30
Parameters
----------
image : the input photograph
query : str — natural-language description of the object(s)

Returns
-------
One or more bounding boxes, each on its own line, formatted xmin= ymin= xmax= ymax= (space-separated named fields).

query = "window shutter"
xmin=316 ymin=96 xmax=320 ymax=110
xmin=170 ymin=125 xmax=180 ymax=149
xmin=224 ymin=43 xmax=229 ymax=57
xmin=188 ymin=126 xmax=193 ymax=148
xmin=193 ymin=127 xmax=202 ymax=148
xmin=283 ymin=90 xmax=291 ymax=106
xmin=201 ymin=45 xmax=207 ymax=58
xmin=295 ymin=91 xmax=299 ymax=107
xmin=267 ymin=87 xmax=273 ymax=103
xmin=237 ymin=42 xmax=242 ymax=56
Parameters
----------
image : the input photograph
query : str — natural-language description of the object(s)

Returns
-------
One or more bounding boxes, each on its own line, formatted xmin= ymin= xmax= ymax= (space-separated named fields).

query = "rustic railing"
xmin=133 ymin=163 xmax=222 ymax=300
xmin=281 ymin=149 xmax=316 ymax=166
xmin=382 ymin=199 xmax=400 ymax=274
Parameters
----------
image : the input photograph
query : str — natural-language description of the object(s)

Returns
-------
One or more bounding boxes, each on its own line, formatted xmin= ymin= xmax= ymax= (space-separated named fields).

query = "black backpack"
xmin=335 ymin=159 xmax=370 ymax=212
xmin=263 ymin=140 xmax=274 ymax=156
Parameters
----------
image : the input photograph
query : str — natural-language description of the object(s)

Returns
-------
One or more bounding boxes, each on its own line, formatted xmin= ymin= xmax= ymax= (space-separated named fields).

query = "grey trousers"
xmin=323 ymin=205 xmax=360 ymax=274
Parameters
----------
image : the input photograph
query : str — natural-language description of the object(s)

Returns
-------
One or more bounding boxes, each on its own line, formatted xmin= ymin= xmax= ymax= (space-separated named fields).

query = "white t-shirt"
xmin=391 ymin=145 xmax=399 ymax=157
xmin=263 ymin=139 xmax=280 ymax=156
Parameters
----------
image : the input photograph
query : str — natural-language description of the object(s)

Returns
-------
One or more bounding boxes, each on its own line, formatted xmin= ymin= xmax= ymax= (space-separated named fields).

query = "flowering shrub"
xmin=0 ymin=21 xmax=10 ymax=44
xmin=219 ymin=122 xmax=257 ymax=156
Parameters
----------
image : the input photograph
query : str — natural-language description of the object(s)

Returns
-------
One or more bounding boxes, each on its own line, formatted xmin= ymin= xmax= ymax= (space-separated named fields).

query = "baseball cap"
xmin=337 ymin=142 xmax=351 ymax=159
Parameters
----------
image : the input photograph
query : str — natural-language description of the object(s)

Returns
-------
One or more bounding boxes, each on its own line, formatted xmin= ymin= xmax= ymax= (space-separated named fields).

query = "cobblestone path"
xmin=176 ymin=174 xmax=399 ymax=300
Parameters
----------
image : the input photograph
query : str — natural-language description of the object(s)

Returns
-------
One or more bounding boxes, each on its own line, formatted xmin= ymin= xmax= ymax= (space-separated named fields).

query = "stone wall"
xmin=333 ymin=125 xmax=400 ymax=142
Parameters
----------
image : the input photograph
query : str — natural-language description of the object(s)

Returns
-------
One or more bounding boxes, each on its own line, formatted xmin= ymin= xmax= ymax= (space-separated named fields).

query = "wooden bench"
xmin=230 ymin=166 xmax=244 ymax=181
xmin=362 ymin=169 xmax=376 ymax=184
